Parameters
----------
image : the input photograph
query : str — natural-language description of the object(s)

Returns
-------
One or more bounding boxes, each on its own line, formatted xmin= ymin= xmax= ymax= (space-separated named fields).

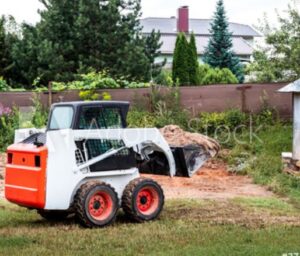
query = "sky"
xmin=0 ymin=0 xmax=298 ymax=27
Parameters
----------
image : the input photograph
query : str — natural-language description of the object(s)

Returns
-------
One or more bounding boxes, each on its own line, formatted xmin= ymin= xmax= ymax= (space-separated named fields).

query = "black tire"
xmin=74 ymin=181 xmax=119 ymax=228
xmin=122 ymin=177 xmax=164 ymax=222
xmin=38 ymin=210 xmax=70 ymax=221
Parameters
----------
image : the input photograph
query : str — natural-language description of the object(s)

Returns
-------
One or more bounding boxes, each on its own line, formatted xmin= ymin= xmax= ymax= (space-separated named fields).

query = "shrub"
xmin=198 ymin=109 xmax=247 ymax=134
xmin=102 ymin=92 xmax=112 ymax=101
xmin=127 ymin=110 xmax=156 ymax=128
xmin=47 ymin=71 xmax=151 ymax=91
xmin=150 ymin=85 xmax=190 ymax=128
xmin=201 ymin=68 xmax=238 ymax=85
xmin=31 ymin=94 xmax=48 ymax=128
xmin=197 ymin=64 xmax=211 ymax=85
xmin=79 ymin=90 xmax=100 ymax=101
xmin=0 ymin=77 xmax=9 ymax=91
xmin=154 ymin=70 xmax=173 ymax=86
xmin=0 ymin=105 xmax=18 ymax=152
xmin=79 ymin=90 xmax=112 ymax=101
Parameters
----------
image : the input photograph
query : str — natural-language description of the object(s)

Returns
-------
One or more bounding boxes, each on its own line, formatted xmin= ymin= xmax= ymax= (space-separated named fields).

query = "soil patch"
xmin=164 ymin=200 xmax=300 ymax=228
xmin=143 ymin=159 xmax=274 ymax=200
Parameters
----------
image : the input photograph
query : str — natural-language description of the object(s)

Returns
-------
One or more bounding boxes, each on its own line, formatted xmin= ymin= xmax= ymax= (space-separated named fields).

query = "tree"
xmin=0 ymin=17 xmax=7 ymax=76
xmin=203 ymin=0 xmax=244 ymax=83
xmin=9 ymin=0 xmax=162 ymax=87
xmin=247 ymin=3 xmax=300 ymax=82
xmin=12 ymin=24 xmax=42 ymax=87
xmin=144 ymin=29 xmax=164 ymax=80
xmin=0 ymin=16 xmax=17 ymax=82
xmin=188 ymin=33 xmax=200 ymax=85
xmin=172 ymin=33 xmax=190 ymax=85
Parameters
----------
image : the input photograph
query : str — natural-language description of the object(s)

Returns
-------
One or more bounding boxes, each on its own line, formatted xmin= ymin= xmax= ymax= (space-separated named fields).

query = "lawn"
xmin=222 ymin=124 xmax=300 ymax=205
xmin=1 ymin=198 xmax=300 ymax=256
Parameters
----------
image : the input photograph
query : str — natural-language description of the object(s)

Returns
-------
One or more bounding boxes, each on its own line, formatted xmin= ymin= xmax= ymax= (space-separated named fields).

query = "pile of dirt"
xmin=160 ymin=125 xmax=220 ymax=157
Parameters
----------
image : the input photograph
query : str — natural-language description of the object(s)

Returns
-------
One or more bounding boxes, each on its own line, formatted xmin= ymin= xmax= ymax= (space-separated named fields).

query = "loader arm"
xmin=72 ymin=128 xmax=177 ymax=177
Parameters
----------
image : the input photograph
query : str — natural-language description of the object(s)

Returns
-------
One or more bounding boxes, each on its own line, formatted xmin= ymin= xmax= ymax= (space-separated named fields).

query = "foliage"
xmin=154 ymin=69 xmax=173 ymax=86
xmin=7 ymin=0 xmax=161 ymax=87
xmin=151 ymin=85 xmax=190 ymax=128
xmin=11 ymin=23 xmax=40 ymax=88
xmin=41 ymin=71 xmax=151 ymax=92
xmin=247 ymin=4 xmax=300 ymax=82
xmin=203 ymin=0 xmax=244 ymax=83
xmin=245 ymin=51 xmax=279 ymax=83
xmin=201 ymin=67 xmax=239 ymax=85
xmin=172 ymin=32 xmax=204 ymax=86
xmin=196 ymin=109 xmax=247 ymax=134
xmin=129 ymin=85 xmax=190 ymax=129
xmin=0 ymin=76 xmax=9 ymax=91
xmin=127 ymin=110 xmax=156 ymax=128
xmin=172 ymin=33 xmax=190 ymax=85
xmin=188 ymin=33 xmax=200 ymax=85
xmin=144 ymin=29 xmax=165 ymax=79
xmin=0 ymin=105 xmax=18 ymax=152
xmin=197 ymin=64 xmax=211 ymax=85
xmin=31 ymin=94 xmax=48 ymax=128
xmin=0 ymin=16 xmax=19 ymax=84
xmin=223 ymin=124 xmax=300 ymax=204
xmin=79 ymin=90 xmax=112 ymax=101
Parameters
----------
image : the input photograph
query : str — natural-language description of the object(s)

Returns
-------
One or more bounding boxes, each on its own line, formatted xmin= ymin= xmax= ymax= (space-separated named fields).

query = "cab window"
xmin=49 ymin=106 xmax=74 ymax=130
xmin=79 ymin=107 xmax=122 ymax=129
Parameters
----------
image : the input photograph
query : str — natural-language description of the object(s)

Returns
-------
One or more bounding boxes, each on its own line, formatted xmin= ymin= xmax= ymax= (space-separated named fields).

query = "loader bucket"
xmin=171 ymin=144 xmax=211 ymax=177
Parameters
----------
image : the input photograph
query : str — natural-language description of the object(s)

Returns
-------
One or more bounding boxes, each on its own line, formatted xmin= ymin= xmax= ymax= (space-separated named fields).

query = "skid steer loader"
xmin=5 ymin=101 xmax=215 ymax=227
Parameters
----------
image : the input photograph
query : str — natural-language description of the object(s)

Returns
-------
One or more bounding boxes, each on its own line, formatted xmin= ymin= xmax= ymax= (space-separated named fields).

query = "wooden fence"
xmin=0 ymin=83 xmax=292 ymax=118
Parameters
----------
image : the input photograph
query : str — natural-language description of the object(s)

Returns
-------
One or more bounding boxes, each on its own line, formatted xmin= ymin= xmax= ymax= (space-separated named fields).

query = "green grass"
xmin=222 ymin=124 xmax=300 ymax=205
xmin=1 ymin=199 xmax=300 ymax=256
xmin=231 ymin=197 xmax=297 ymax=215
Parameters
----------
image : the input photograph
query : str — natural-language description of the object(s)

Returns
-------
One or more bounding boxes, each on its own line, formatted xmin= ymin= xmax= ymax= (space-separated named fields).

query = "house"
xmin=140 ymin=6 xmax=261 ymax=66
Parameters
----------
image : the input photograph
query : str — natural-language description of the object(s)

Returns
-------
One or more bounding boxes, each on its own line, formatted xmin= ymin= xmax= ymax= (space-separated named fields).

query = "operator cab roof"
xmin=52 ymin=101 xmax=130 ymax=107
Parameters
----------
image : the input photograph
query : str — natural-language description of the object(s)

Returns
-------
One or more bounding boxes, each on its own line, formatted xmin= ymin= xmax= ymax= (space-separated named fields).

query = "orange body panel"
xmin=5 ymin=144 xmax=48 ymax=209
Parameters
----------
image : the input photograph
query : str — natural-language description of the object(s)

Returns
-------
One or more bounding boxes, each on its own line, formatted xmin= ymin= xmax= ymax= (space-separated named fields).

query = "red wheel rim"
xmin=88 ymin=191 xmax=113 ymax=221
xmin=136 ymin=186 xmax=159 ymax=215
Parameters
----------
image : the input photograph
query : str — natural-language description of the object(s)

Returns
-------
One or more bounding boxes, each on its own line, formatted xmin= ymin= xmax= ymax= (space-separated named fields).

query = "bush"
xmin=79 ymin=90 xmax=100 ymax=101
xmin=201 ymin=68 xmax=238 ymax=85
xmin=79 ymin=90 xmax=112 ymax=101
xmin=0 ymin=105 xmax=18 ymax=152
xmin=198 ymin=109 xmax=247 ymax=134
xmin=154 ymin=70 xmax=173 ymax=86
xmin=151 ymin=85 xmax=190 ymax=129
xmin=197 ymin=64 xmax=211 ymax=85
xmin=31 ymin=94 xmax=48 ymax=128
xmin=50 ymin=71 xmax=150 ymax=91
xmin=127 ymin=110 xmax=156 ymax=128
xmin=0 ymin=77 xmax=9 ymax=91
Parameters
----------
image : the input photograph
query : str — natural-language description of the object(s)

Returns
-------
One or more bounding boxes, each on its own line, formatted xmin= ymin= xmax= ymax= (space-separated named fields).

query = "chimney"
xmin=177 ymin=6 xmax=189 ymax=33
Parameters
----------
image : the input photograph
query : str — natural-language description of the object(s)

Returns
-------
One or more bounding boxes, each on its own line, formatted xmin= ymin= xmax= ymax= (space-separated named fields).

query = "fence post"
xmin=236 ymin=85 xmax=252 ymax=112
xmin=48 ymin=81 xmax=52 ymax=107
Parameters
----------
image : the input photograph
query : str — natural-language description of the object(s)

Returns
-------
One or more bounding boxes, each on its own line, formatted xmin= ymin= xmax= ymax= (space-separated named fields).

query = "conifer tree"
xmin=188 ymin=33 xmax=199 ymax=85
xmin=203 ymin=0 xmax=244 ymax=83
xmin=172 ymin=33 xmax=190 ymax=85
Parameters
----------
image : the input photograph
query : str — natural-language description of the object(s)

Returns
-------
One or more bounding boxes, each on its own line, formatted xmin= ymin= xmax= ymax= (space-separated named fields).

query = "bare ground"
xmin=143 ymin=159 xmax=273 ymax=200
xmin=2 ymin=154 xmax=300 ymax=228
xmin=0 ymin=153 xmax=273 ymax=200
